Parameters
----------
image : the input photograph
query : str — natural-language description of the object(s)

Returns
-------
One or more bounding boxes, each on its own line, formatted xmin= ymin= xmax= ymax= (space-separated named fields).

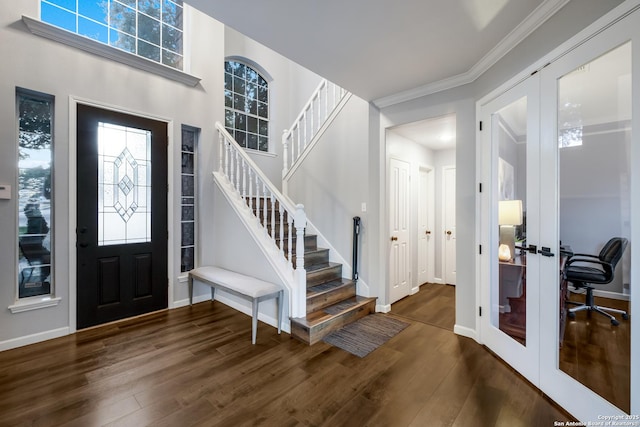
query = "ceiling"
xmin=391 ymin=114 xmax=457 ymax=151
xmin=186 ymin=0 xmax=569 ymax=106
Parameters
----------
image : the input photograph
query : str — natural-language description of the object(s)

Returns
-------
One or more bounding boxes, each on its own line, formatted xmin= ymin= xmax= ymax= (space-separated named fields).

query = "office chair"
xmin=564 ymin=237 xmax=629 ymax=326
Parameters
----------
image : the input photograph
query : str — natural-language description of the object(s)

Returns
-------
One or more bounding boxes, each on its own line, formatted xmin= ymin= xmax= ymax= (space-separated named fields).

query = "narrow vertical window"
xmin=181 ymin=125 xmax=198 ymax=272
xmin=224 ymin=60 xmax=269 ymax=152
xmin=17 ymin=89 xmax=54 ymax=299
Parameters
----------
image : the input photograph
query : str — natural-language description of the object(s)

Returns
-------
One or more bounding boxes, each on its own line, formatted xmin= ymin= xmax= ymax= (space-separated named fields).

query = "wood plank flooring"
xmin=0 ymin=290 xmax=572 ymax=426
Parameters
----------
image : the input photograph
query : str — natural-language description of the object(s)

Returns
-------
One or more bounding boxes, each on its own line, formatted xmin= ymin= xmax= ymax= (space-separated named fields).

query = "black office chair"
xmin=564 ymin=237 xmax=629 ymax=326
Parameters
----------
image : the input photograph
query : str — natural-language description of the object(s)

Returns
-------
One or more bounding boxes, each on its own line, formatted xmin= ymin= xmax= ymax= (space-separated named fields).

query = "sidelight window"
xmin=17 ymin=88 xmax=54 ymax=299
xmin=180 ymin=125 xmax=198 ymax=272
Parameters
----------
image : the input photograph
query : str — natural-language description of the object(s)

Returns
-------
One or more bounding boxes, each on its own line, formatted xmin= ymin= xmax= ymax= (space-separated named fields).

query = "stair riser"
xmin=293 ymin=249 xmax=329 ymax=267
xmin=279 ymin=235 xmax=317 ymax=253
xmin=307 ymin=283 xmax=356 ymax=313
xmin=307 ymin=265 xmax=342 ymax=287
xmin=292 ymin=299 xmax=375 ymax=345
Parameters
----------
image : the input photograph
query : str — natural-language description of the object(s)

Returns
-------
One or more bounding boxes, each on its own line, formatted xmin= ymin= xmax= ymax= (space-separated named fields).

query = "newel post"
xmin=282 ymin=129 xmax=289 ymax=177
xmin=293 ymin=204 xmax=307 ymax=318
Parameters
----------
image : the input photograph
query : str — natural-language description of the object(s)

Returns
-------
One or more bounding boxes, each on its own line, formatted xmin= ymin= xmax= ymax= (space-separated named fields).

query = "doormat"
xmin=322 ymin=314 xmax=410 ymax=358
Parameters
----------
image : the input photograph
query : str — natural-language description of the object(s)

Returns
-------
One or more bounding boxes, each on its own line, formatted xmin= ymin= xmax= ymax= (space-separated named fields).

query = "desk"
xmin=498 ymin=250 xmax=570 ymax=344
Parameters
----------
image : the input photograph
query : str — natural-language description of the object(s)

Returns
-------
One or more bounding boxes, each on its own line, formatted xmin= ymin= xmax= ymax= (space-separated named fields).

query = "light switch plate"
xmin=0 ymin=184 xmax=11 ymax=200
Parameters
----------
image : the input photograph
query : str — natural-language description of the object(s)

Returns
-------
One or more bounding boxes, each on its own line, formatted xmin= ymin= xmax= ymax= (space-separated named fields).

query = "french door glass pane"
xmin=557 ymin=42 xmax=631 ymax=413
xmin=98 ymin=122 xmax=152 ymax=246
xmin=493 ymin=96 xmax=528 ymax=346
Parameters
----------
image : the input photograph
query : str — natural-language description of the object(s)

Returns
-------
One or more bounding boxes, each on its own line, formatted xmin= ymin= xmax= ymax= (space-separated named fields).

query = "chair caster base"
xmin=611 ymin=319 xmax=620 ymax=326
xmin=622 ymin=313 xmax=629 ymax=320
xmin=568 ymin=311 xmax=576 ymax=319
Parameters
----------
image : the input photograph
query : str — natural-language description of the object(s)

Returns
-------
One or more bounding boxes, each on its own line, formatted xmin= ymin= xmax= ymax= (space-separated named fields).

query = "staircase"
xmin=248 ymin=197 xmax=376 ymax=345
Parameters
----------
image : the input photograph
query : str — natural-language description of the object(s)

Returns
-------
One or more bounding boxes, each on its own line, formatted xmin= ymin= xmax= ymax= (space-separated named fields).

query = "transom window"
xmin=40 ymin=0 xmax=184 ymax=70
xmin=224 ymin=61 xmax=269 ymax=152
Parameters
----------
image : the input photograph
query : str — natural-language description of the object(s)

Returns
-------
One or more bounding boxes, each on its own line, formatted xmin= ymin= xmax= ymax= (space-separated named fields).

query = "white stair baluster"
xmin=224 ymin=137 xmax=230 ymax=180
xmin=255 ymin=173 xmax=260 ymax=223
xmin=270 ymin=192 xmax=276 ymax=241
xmin=282 ymin=129 xmax=289 ymax=176
xmin=279 ymin=205 xmax=285 ymax=259
xmin=262 ymin=183 xmax=268 ymax=235
xmin=242 ymin=159 xmax=247 ymax=200
xmin=218 ymin=129 xmax=223 ymax=173
xmin=287 ymin=211 xmax=293 ymax=269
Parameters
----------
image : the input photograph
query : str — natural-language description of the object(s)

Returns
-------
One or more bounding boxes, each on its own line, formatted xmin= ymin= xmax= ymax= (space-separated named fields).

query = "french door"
xmin=479 ymin=74 xmax=541 ymax=385
xmin=76 ymin=105 xmax=168 ymax=329
xmin=480 ymin=5 xmax=639 ymax=420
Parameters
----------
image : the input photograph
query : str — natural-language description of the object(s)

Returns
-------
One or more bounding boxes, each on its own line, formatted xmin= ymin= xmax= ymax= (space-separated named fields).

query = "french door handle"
xmin=446 ymin=230 xmax=452 ymax=235
xmin=425 ymin=230 xmax=431 ymax=235
xmin=391 ymin=236 xmax=398 ymax=241
xmin=527 ymin=244 xmax=538 ymax=254
xmin=538 ymin=247 xmax=555 ymax=257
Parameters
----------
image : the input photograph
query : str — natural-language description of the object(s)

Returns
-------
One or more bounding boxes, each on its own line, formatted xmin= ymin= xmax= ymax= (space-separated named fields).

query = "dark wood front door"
xmin=77 ymin=104 xmax=168 ymax=329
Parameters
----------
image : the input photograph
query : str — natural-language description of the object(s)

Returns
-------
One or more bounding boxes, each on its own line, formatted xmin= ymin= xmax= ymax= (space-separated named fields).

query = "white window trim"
xmin=22 ymin=15 xmax=200 ymax=87
xmin=9 ymin=296 xmax=62 ymax=314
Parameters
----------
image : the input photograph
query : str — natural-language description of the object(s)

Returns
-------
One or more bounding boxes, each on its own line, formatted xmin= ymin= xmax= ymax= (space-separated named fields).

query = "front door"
xmin=389 ymin=157 xmax=411 ymax=303
xmin=76 ymin=105 xmax=168 ymax=329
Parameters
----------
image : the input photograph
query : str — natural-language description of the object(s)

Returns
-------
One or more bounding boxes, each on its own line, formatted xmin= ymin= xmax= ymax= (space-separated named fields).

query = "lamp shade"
xmin=499 ymin=200 xmax=523 ymax=226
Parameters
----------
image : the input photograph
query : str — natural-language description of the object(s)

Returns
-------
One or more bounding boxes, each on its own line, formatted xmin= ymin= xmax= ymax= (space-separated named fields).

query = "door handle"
xmin=79 ymin=242 xmax=89 ymax=248
xmin=446 ymin=230 xmax=452 ymax=235
xmin=391 ymin=236 xmax=398 ymax=241
xmin=425 ymin=230 xmax=431 ymax=235
xmin=538 ymin=247 xmax=555 ymax=257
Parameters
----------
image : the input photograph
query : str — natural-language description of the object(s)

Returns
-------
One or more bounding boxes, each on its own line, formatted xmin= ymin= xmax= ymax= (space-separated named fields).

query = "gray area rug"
xmin=322 ymin=314 xmax=410 ymax=358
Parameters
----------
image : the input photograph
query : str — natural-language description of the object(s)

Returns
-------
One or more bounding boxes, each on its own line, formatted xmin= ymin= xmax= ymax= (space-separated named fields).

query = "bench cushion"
xmin=190 ymin=266 xmax=281 ymax=298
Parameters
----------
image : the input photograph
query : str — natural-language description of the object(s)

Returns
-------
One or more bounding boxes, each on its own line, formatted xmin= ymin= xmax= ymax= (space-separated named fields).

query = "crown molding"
xmin=373 ymin=0 xmax=570 ymax=109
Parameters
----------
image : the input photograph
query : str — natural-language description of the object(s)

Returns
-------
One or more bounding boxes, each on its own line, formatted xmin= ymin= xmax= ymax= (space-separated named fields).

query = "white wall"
xmin=286 ymin=96 xmax=372 ymax=289
xmin=0 ymin=2 xmax=224 ymax=347
xmin=224 ymin=27 xmax=322 ymax=188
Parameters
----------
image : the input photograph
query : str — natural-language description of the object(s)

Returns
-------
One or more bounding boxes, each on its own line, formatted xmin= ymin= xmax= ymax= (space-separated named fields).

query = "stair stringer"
xmin=282 ymin=194 xmax=371 ymax=298
xmin=213 ymin=171 xmax=305 ymax=330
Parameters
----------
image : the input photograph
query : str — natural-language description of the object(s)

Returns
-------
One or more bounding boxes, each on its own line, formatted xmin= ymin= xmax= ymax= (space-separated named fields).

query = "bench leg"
xmin=277 ymin=290 xmax=283 ymax=335
xmin=252 ymin=299 xmax=258 ymax=345
xmin=211 ymin=287 xmax=216 ymax=302
xmin=188 ymin=274 xmax=193 ymax=306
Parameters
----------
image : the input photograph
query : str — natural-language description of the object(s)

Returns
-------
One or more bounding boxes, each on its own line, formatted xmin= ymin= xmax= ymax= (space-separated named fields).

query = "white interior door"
xmin=538 ymin=12 xmax=638 ymax=419
xmin=389 ymin=158 xmax=411 ymax=303
xmin=443 ymin=166 xmax=456 ymax=285
xmin=479 ymin=74 xmax=541 ymax=386
xmin=417 ymin=166 xmax=434 ymax=286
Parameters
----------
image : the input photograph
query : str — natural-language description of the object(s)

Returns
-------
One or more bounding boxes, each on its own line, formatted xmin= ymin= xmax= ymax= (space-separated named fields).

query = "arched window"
xmin=224 ymin=61 xmax=269 ymax=152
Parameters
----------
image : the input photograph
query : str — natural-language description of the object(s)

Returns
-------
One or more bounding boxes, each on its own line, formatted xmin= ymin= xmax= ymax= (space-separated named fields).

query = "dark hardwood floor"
xmin=560 ymin=292 xmax=631 ymax=413
xmin=0 ymin=288 xmax=572 ymax=426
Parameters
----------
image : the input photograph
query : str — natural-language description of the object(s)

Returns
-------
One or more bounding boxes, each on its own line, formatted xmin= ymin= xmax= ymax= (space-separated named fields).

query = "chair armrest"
xmin=565 ymin=256 xmax=612 ymax=270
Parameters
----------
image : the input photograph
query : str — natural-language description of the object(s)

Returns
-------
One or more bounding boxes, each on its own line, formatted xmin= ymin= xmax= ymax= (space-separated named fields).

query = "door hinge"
xmin=479 ymin=245 xmax=482 ymax=255
xmin=479 ymin=183 xmax=482 ymax=193
xmin=479 ymin=121 xmax=483 ymax=131
xmin=479 ymin=306 xmax=482 ymax=317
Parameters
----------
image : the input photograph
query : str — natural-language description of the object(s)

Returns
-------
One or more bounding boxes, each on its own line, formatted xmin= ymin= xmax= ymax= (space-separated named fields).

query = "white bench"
xmin=188 ymin=266 xmax=283 ymax=344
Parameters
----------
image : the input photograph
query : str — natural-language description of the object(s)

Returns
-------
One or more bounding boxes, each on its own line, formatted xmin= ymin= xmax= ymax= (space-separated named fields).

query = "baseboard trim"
xmin=410 ymin=286 xmax=420 ymax=295
xmin=454 ymin=324 xmax=477 ymax=342
xmin=376 ymin=303 xmax=391 ymax=313
xmin=0 ymin=327 xmax=70 ymax=352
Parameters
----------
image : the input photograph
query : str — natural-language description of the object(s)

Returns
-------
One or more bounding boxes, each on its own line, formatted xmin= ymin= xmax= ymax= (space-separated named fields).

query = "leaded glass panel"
xmin=97 ymin=122 xmax=151 ymax=246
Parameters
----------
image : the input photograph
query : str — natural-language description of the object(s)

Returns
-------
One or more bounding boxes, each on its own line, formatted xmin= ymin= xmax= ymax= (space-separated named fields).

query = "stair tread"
xmin=293 ymin=296 xmax=376 ymax=328
xmin=307 ymin=279 xmax=354 ymax=297
xmin=306 ymin=262 xmax=340 ymax=273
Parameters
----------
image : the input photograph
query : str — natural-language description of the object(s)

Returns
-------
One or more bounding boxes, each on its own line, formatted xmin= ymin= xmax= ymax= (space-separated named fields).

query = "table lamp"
xmin=499 ymin=200 xmax=522 ymax=262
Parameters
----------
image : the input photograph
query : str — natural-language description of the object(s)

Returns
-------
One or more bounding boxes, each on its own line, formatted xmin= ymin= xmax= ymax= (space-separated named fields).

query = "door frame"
xmin=67 ymin=97 xmax=175 ymax=333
